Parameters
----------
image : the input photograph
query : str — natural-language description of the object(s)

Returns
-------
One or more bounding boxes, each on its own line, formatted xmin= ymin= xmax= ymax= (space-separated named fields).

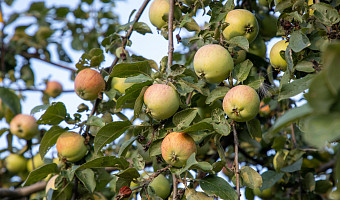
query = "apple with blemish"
xmin=10 ymin=114 xmax=39 ymax=140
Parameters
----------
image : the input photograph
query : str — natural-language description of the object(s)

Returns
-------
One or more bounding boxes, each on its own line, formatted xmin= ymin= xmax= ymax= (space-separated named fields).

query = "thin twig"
xmin=172 ymin=173 xmax=178 ymax=200
xmin=291 ymin=123 xmax=297 ymax=148
xmin=0 ymin=1 xmax=5 ymax=80
xmin=186 ymin=91 xmax=193 ymax=105
xmin=13 ymin=88 xmax=74 ymax=93
xmin=71 ymin=177 xmax=78 ymax=200
xmin=232 ymin=121 xmax=240 ymax=200
xmin=108 ymin=0 xmax=150 ymax=73
xmin=167 ymin=0 xmax=175 ymax=73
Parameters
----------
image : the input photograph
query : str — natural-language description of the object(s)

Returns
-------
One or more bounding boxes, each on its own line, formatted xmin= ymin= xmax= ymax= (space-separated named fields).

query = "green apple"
xmin=143 ymin=84 xmax=180 ymax=120
xmin=27 ymin=154 xmax=45 ymax=172
xmin=115 ymin=47 xmax=129 ymax=59
xmin=253 ymin=187 xmax=273 ymax=199
xmin=223 ymin=9 xmax=259 ymax=43
xmin=249 ymin=36 xmax=267 ymax=58
xmin=193 ymin=44 xmax=234 ymax=83
xmin=74 ymin=68 xmax=106 ymax=101
xmin=10 ymin=114 xmax=39 ymax=140
xmin=5 ymin=154 xmax=27 ymax=173
xmin=149 ymin=174 xmax=171 ymax=199
xmin=111 ymin=77 xmax=134 ymax=94
xmin=45 ymin=81 xmax=63 ymax=98
xmin=56 ymin=132 xmax=88 ymax=162
xmin=269 ymin=40 xmax=289 ymax=71
xmin=223 ymin=85 xmax=260 ymax=122
xmin=149 ymin=0 xmax=181 ymax=29
xmin=161 ymin=132 xmax=197 ymax=167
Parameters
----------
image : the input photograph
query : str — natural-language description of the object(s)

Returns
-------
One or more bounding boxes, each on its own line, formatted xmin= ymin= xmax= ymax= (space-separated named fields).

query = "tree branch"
xmin=167 ymin=0 xmax=175 ymax=73
xmin=232 ymin=121 xmax=240 ymax=200
xmin=0 ymin=2 xmax=5 ymax=80
xmin=0 ymin=181 xmax=46 ymax=199
xmin=172 ymin=173 xmax=178 ymax=200
xmin=108 ymin=0 xmax=150 ymax=73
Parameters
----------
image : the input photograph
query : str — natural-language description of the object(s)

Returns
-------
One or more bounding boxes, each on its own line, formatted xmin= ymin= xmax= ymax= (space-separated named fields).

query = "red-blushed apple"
xmin=223 ymin=9 xmax=259 ymax=43
xmin=143 ymin=84 xmax=180 ymax=120
xmin=10 ymin=114 xmax=39 ymax=140
xmin=149 ymin=174 xmax=171 ymax=199
xmin=193 ymin=44 xmax=234 ymax=83
xmin=56 ymin=131 xmax=88 ymax=162
xmin=270 ymin=40 xmax=289 ymax=71
xmin=45 ymin=81 xmax=63 ymax=98
xmin=74 ymin=68 xmax=105 ymax=100
xmin=161 ymin=132 xmax=197 ymax=167
xmin=5 ymin=154 xmax=27 ymax=173
xmin=222 ymin=85 xmax=260 ymax=122
xmin=27 ymin=154 xmax=46 ymax=172
xmin=111 ymin=77 xmax=134 ymax=94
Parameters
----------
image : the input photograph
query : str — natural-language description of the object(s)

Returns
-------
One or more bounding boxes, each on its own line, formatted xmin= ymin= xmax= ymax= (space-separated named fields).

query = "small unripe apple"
xmin=270 ymin=40 xmax=289 ymax=71
xmin=149 ymin=0 xmax=181 ymax=29
xmin=223 ymin=85 xmax=260 ymax=122
xmin=56 ymin=132 xmax=88 ymax=162
xmin=149 ymin=174 xmax=171 ymax=199
xmin=10 ymin=114 xmax=39 ymax=140
xmin=5 ymin=154 xmax=27 ymax=173
xmin=193 ymin=44 xmax=234 ymax=83
xmin=223 ymin=9 xmax=259 ymax=43
xmin=45 ymin=81 xmax=63 ymax=98
xmin=143 ymin=84 xmax=180 ymax=120
xmin=161 ymin=132 xmax=197 ymax=167
xmin=27 ymin=154 xmax=45 ymax=172
xmin=74 ymin=68 xmax=106 ymax=101
xmin=115 ymin=47 xmax=129 ymax=59
xmin=249 ymin=36 xmax=267 ymax=58
xmin=111 ymin=77 xmax=134 ymax=94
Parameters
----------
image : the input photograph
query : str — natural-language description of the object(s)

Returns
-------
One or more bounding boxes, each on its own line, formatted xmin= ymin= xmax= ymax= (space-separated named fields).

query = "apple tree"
xmin=1 ymin=0 xmax=340 ymax=199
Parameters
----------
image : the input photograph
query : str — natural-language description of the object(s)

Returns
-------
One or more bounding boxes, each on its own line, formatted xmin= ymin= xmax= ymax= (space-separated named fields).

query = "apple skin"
xmin=74 ymin=68 xmax=106 ymax=101
xmin=222 ymin=85 xmax=260 ymax=122
xmin=193 ymin=44 xmax=234 ymax=83
xmin=269 ymin=40 xmax=289 ymax=71
xmin=10 ymin=114 xmax=39 ymax=140
xmin=149 ymin=174 xmax=171 ymax=199
xmin=253 ymin=187 xmax=273 ymax=199
xmin=249 ymin=36 xmax=267 ymax=58
xmin=149 ymin=0 xmax=181 ymax=29
xmin=5 ymin=154 xmax=27 ymax=173
xmin=111 ymin=77 xmax=134 ymax=94
xmin=56 ymin=131 xmax=88 ymax=162
xmin=223 ymin=9 xmax=259 ymax=43
xmin=161 ymin=132 xmax=197 ymax=167
xmin=27 ymin=154 xmax=45 ymax=172
xmin=143 ymin=84 xmax=180 ymax=120
xmin=45 ymin=81 xmax=63 ymax=98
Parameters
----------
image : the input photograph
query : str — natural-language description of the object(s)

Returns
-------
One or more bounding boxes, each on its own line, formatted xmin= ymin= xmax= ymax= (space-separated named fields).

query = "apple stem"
xmin=232 ymin=121 xmax=240 ymax=200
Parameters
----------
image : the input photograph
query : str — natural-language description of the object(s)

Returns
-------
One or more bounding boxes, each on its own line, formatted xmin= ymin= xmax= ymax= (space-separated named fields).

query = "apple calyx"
xmin=245 ymin=24 xmax=255 ymax=33
xmin=171 ymin=152 xmax=179 ymax=163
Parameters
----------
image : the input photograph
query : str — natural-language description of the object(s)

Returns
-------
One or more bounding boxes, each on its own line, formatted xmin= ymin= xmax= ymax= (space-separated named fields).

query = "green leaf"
xmin=30 ymin=104 xmax=49 ymax=115
xmin=303 ymin=172 xmax=316 ymax=192
xmin=116 ymin=81 xmax=152 ymax=108
xmin=182 ymin=121 xmax=214 ymax=133
xmin=39 ymin=126 xmax=67 ymax=159
xmin=115 ymin=168 xmax=140 ymax=180
xmin=234 ymin=59 xmax=253 ymax=84
xmin=240 ymin=166 xmax=263 ymax=189
xmin=206 ymin=87 xmax=229 ymax=105
xmin=275 ymin=0 xmax=293 ymax=12
xmin=212 ymin=108 xmax=230 ymax=136
xmin=133 ymin=22 xmax=152 ymax=35
xmin=37 ymin=102 xmax=67 ymax=125
xmin=295 ymin=61 xmax=315 ymax=73
xmin=94 ymin=121 xmax=131 ymax=153
xmin=176 ymin=153 xmax=213 ymax=175
xmin=125 ymin=74 xmax=152 ymax=83
xmin=312 ymin=3 xmax=340 ymax=26
xmin=278 ymin=74 xmax=315 ymax=101
xmin=260 ymin=170 xmax=284 ymax=190
xmin=118 ymin=136 xmax=137 ymax=157
xmin=77 ymin=156 xmax=129 ymax=170
xmin=173 ymin=108 xmax=198 ymax=131
xmin=246 ymin=119 xmax=262 ymax=142
xmin=0 ymin=87 xmax=21 ymax=114
xmin=75 ymin=168 xmax=96 ymax=193
xmin=281 ymin=158 xmax=303 ymax=172
xmin=200 ymin=175 xmax=238 ymax=200
xmin=228 ymin=36 xmax=249 ymax=51
xmin=134 ymin=86 xmax=148 ymax=119
xmin=149 ymin=139 xmax=162 ymax=157
xmin=23 ymin=163 xmax=58 ymax=186
xmin=289 ymin=30 xmax=311 ymax=52
xmin=86 ymin=116 xmax=105 ymax=128
xmin=110 ymin=61 xmax=152 ymax=78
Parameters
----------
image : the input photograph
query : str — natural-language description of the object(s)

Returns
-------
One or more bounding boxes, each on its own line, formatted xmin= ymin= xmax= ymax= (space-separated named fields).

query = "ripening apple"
xmin=223 ymin=85 xmax=260 ymax=122
xmin=56 ymin=132 xmax=88 ymax=162
xmin=10 ymin=114 xmax=39 ymax=140
xmin=149 ymin=174 xmax=171 ymax=199
xmin=249 ymin=36 xmax=267 ymax=58
xmin=223 ymin=9 xmax=259 ymax=43
xmin=27 ymin=154 xmax=45 ymax=172
xmin=5 ymin=154 xmax=27 ymax=173
xmin=149 ymin=0 xmax=181 ymax=29
xmin=74 ymin=68 xmax=106 ymax=100
xmin=270 ymin=40 xmax=289 ymax=71
xmin=193 ymin=44 xmax=234 ymax=83
xmin=45 ymin=81 xmax=63 ymax=98
xmin=161 ymin=132 xmax=197 ymax=167
xmin=143 ymin=84 xmax=180 ymax=120
xmin=111 ymin=77 xmax=134 ymax=94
